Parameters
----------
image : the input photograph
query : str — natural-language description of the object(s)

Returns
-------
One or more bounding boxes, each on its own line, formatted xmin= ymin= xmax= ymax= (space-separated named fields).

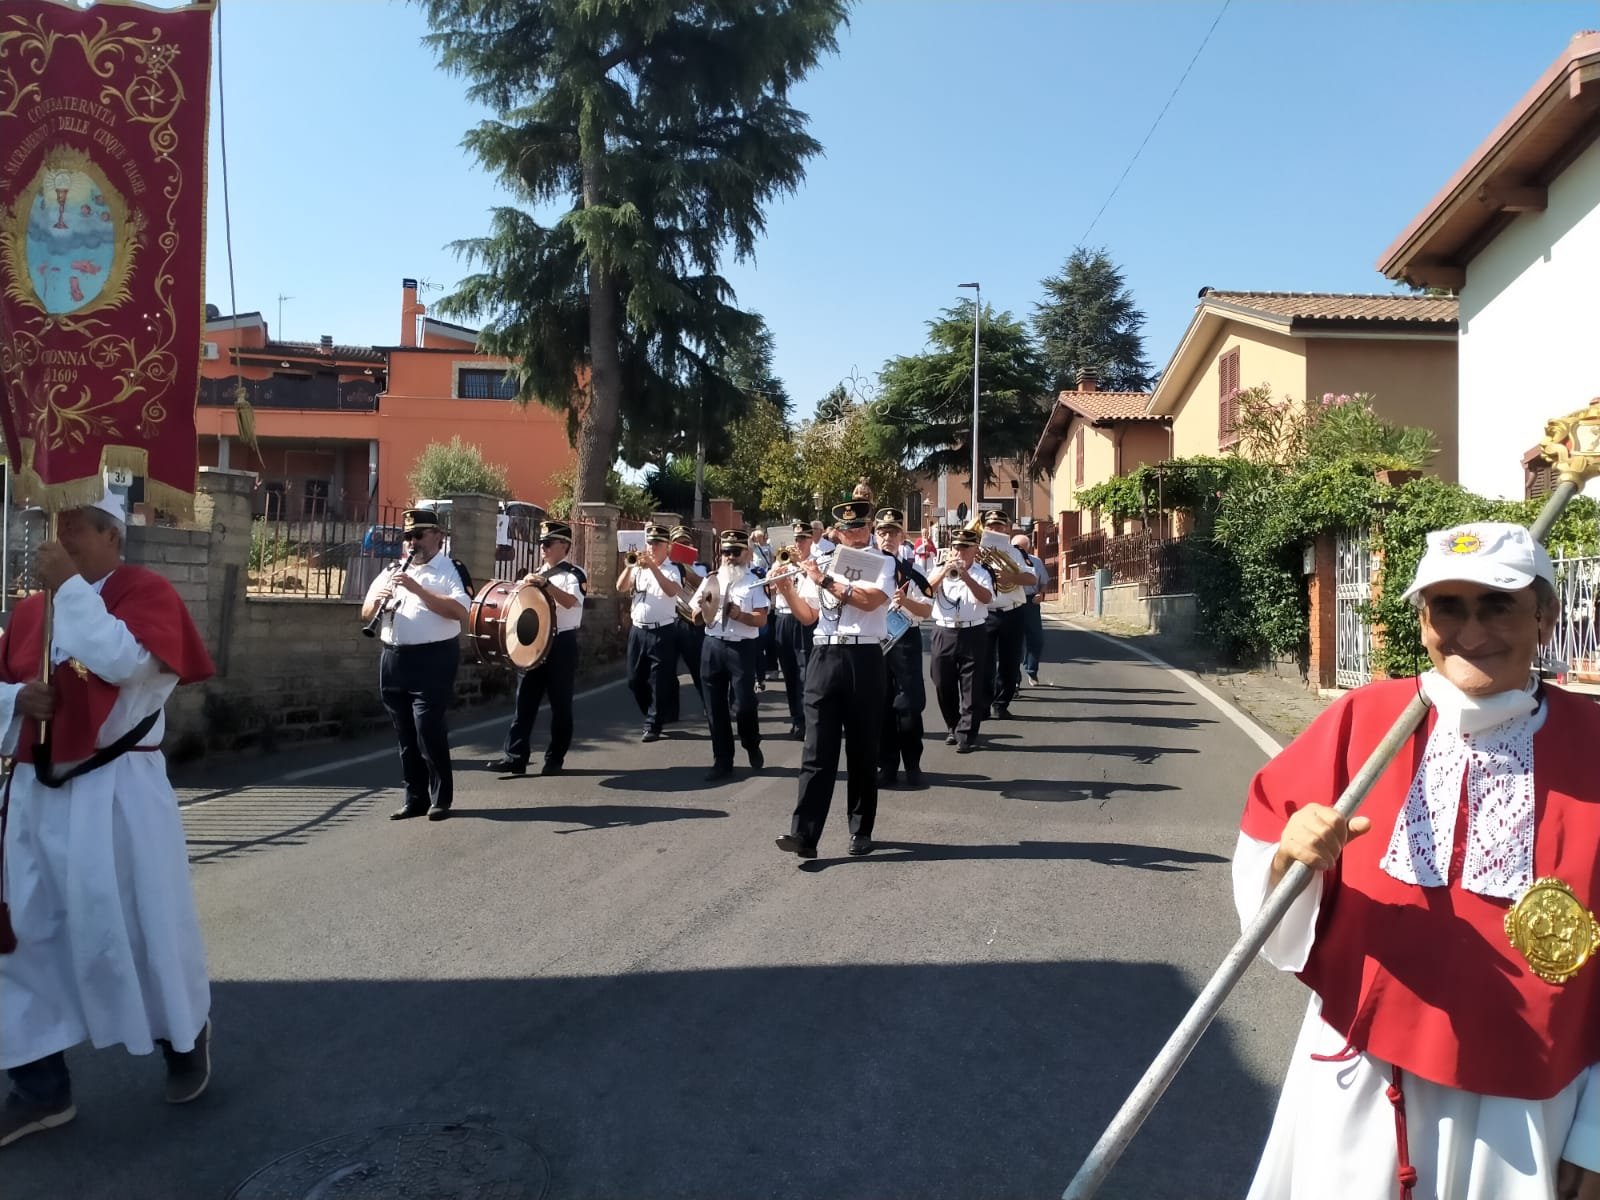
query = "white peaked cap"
xmin=1403 ymin=522 xmax=1554 ymax=603
xmin=82 ymin=485 xmax=127 ymax=525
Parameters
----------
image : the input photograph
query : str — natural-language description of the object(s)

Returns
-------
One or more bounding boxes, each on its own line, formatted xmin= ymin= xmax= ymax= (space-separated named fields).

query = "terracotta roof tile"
xmin=1056 ymin=391 xmax=1157 ymax=421
xmin=1203 ymin=291 xmax=1458 ymax=325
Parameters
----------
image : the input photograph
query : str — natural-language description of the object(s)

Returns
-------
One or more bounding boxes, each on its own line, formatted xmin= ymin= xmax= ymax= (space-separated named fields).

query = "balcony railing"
xmin=199 ymin=376 xmax=380 ymax=413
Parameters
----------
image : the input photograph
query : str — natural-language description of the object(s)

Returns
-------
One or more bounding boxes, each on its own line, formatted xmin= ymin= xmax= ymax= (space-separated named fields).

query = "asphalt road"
xmin=6 ymin=619 xmax=1309 ymax=1200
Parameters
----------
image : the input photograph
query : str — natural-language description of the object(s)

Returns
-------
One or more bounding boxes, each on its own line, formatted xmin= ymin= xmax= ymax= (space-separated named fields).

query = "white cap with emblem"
xmin=1402 ymin=522 xmax=1554 ymax=604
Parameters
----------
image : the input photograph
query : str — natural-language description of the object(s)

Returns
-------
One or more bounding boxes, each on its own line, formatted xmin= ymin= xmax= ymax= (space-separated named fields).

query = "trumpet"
xmin=360 ymin=549 xmax=416 ymax=637
xmin=625 ymin=549 xmax=641 ymax=567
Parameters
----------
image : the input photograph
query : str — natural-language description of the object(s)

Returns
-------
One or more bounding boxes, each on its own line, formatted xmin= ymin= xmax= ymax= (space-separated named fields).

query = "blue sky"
xmin=198 ymin=1 xmax=1596 ymax=419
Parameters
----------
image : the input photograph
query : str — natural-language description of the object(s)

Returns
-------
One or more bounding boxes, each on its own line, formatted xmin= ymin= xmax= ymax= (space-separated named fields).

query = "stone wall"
xmin=117 ymin=469 xmax=626 ymax=759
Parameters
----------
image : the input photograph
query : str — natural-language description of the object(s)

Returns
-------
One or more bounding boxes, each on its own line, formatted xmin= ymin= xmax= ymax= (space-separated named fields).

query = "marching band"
xmin=408 ymin=501 xmax=1050 ymax=847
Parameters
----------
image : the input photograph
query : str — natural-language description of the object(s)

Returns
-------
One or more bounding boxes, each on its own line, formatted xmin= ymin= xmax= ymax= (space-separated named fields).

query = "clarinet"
xmin=360 ymin=549 xmax=416 ymax=638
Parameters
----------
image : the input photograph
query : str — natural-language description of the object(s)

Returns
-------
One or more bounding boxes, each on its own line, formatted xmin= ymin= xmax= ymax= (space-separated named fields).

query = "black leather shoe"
xmin=427 ymin=805 xmax=449 ymax=821
xmin=704 ymin=764 xmax=734 ymax=783
xmin=956 ymin=741 xmax=976 ymax=755
xmin=903 ymin=768 xmax=925 ymax=789
xmin=641 ymin=728 xmax=661 ymax=743
xmin=994 ymin=705 xmax=1011 ymax=720
xmin=390 ymin=805 xmax=427 ymax=821
xmin=945 ymin=730 xmax=958 ymax=746
xmin=775 ymin=834 xmax=818 ymax=859
xmin=876 ymin=770 xmax=896 ymax=788
xmin=848 ymin=835 xmax=875 ymax=856
xmin=789 ymin=723 xmax=803 ymax=740
xmin=540 ymin=762 xmax=563 ymax=777
xmin=748 ymin=747 xmax=764 ymax=773
xmin=486 ymin=758 xmax=527 ymax=776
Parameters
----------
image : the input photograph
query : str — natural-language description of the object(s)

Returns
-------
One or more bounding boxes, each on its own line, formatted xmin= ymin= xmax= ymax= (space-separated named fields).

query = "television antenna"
xmin=276 ymin=293 xmax=293 ymax=338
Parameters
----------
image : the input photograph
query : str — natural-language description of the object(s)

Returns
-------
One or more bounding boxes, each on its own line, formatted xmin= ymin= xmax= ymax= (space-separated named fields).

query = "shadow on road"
xmin=448 ymin=803 xmax=730 ymax=830
xmin=997 ymin=778 xmax=1183 ymax=804
xmin=9 ymin=962 xmax=1274 ymax=1200
xmin=1048 ymin=684 xmax=1184 ymax=695
xmin=183 ymin=787 xmax=385 ymax=866
xmin=799 ymin=839 xmax=1227 ymax=873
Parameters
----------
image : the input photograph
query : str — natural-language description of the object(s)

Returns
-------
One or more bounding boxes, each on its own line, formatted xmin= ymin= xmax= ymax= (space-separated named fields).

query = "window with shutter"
xmin=1074 ymin=428 xmax=1085 ymax=485
xmin=1525 ymin=457 xmax=1554 ymax=501
xmin=1218 ymin=348 xmax=1241 ymax=448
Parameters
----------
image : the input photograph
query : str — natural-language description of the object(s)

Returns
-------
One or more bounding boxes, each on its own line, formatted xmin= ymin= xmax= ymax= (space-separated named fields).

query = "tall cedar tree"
xmin=418 ymin=0 xmax=846 ymax=505
xmin=871 ymin=301 xmax=1051 ymax=486
xmin=1032 ymin=247 xmax=1153 ymax=393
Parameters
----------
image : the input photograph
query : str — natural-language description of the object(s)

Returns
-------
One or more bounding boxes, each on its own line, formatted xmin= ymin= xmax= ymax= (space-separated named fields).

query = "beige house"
xmin=1033 ymin=371 xmax=1166 ymax=536
xmin=1147 ymin=291 xmax=1460 ymax=478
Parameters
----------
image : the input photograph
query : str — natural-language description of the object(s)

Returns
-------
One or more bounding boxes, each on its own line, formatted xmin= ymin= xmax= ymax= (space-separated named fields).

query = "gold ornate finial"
xmin=1540 ymin=399 xmax=1600 ymax=485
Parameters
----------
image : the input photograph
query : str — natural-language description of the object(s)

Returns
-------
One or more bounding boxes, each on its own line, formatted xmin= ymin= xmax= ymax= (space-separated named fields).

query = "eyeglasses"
xmin=720 ymin=548 xmax=741 ymax=556
xmin=1420 ymin=592 xmax=1538 ymax=631
xmin=401 ymin=531 xmax=424 ymax=540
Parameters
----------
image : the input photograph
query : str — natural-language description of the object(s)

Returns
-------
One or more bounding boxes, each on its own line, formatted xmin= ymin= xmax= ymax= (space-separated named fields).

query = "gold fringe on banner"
xmin=3 ymin=440 xmax=196 ymax=521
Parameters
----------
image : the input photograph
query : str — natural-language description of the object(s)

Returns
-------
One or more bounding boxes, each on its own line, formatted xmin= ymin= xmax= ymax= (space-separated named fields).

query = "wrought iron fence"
xmin=248 ymin=503 xmax=408 ymax=599
xmin=1065 ymin=529 xmax=1195 ymax=595
xmin=1550 ymin=554 xmax=1600 ymax=679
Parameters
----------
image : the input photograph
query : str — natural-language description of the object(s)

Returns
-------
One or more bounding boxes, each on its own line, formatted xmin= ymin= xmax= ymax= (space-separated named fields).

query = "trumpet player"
xmin=981 ymin=509 xmax=1035 ymax=721
xmin=670 ymin=525 xmax=707 ymax=708
xmin=768 ymin=522 xmax=814 ymax=739
xmin=690 ymin=530 xmax=768 ymax=782
xmin=617 ymin=524 xmax=685 ymax=743
xmin=875 ymin=508 xmax=932 ymax=789
xmin=364 ymin=508 xmax=471 ymax=821
xmin=487 ymin=521 xmax=586 ymax=778
xmin=928 ymin=526 xmax=995 ymax=754
xmin=775 ymin=499 xmax=896 ymax=859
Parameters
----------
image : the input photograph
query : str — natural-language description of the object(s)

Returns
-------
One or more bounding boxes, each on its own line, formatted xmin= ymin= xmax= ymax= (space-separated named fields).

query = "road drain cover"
xmin=228 ymin=1122 xmax=549 ymax=1199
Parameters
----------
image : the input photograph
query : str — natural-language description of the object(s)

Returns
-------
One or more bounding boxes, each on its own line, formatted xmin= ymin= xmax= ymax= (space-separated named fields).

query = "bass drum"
xmin=467 ymin=579 xmax=556 ymax=670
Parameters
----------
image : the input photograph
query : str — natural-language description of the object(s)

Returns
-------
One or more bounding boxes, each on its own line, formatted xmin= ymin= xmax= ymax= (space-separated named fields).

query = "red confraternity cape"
xmin=1241 ymin=677 xmax=1600 ymax=1100
xmin=0 ymin=565 xmax=213 ymax=763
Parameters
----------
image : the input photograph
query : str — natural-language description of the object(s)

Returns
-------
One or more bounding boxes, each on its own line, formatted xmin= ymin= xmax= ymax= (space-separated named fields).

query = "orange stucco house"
xmin=196 ymin=279 xmax=574 ymax=518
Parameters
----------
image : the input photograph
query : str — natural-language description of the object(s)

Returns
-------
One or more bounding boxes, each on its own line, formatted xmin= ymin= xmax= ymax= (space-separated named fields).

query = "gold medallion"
xmin=1505 ymin=878 xmax=1600 ymax=984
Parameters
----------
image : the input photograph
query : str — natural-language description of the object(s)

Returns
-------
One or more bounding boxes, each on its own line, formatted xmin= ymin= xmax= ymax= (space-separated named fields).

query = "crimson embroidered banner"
xmin=0 ymin=0 xmax=212 ymax=515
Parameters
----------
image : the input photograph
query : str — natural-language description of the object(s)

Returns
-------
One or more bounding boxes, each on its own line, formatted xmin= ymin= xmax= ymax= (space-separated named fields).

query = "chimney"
xmin=1076 ymin=367 xmax=1099 ymax=393
xmin=400 ymin=278 xmax=425 ymax=348
xmin=319 ymin=334 xmax=334 ymax=353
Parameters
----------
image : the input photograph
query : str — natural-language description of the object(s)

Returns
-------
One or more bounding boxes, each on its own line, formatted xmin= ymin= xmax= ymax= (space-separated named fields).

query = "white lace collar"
xmin=1380 ymin=671 xmax=1544 ymax=900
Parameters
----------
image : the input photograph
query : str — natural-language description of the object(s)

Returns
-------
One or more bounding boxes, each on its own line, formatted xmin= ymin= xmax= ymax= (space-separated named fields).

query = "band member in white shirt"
xmin=928 ymin=527 xmax=995 ymax=754
xmin=362 ymin=507 xmax=471 ymax=820
xmin=874 ymin=508 xmax=933 ymax=788
xmin=617 ymin=523 xmax=684 ymax=742
xmin=1014 ymin=532 xmax=1050 ymax=686
xmin=981 ymin=509 xmax=1036 ymax=720
xmin=670 ymin=525 xmax=707 ymax=707
xmin=773 ymin=500 xmax=896 ymax=858
xmin=768 ymin=519 xmax=815 ymax=739
xmin=487 ymin=521 xmax=586 ymax=778
xmin=690 ymin=529 xmax=768 ymax=782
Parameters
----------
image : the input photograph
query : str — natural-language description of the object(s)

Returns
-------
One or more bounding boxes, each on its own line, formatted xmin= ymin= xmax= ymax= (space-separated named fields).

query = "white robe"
xmin=1234 ymin=834 xmax=1600 ymax=1199
xmin=0 ymin=571 xmax=210 ymax=1068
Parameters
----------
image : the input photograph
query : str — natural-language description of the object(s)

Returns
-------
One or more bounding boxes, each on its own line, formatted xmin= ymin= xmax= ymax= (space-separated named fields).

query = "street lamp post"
xmin=957 ymin=282 xmax=980 ymax=521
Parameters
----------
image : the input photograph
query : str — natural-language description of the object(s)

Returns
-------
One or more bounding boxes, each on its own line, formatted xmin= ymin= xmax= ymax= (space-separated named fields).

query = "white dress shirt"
xmin=932 ymin=560 xmax=993 ymax=626
xmin=628 ymin=561 xmax=682 ymax=627
xmin=695 ymin=567 xmax=768 ymax=641
xmin=364 ymin=553 xmax=468 ymax=646
xmin=813 ymin=549 xmax=896 ymax=642
xmin=542 ymin=562 xmax=586 ymax=632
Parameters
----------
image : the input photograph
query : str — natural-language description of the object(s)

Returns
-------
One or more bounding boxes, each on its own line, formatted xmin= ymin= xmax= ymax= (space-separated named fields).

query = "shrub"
xmin=407 ymin=436 xmax=511 ymax=500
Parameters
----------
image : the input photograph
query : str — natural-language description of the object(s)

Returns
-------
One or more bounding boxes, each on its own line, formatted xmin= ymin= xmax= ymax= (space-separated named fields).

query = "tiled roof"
xmin=1203 ymin=291 xmax=1458 ymax=326
xmin=238 ymin=340 xmax=387 ymax=364
xmin=1056 ymin=390 xmax=1158 ymax=422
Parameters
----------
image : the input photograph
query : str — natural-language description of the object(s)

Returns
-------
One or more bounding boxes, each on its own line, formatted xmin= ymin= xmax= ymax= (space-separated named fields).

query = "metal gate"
xmin=1335 ymin=529 xmax=1373 ymax=689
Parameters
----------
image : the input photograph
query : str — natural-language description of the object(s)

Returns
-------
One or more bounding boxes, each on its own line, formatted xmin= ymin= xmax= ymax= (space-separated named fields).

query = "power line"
xmin=1078 ymin=0 xmax=1231 ymax=247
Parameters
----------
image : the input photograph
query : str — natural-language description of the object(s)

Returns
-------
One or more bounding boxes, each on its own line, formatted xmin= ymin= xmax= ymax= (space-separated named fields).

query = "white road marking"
xmin=1058 ymin=620 xmax=1283 ymax=760
xmin=272 ymin=676 xmax=630 ymax=783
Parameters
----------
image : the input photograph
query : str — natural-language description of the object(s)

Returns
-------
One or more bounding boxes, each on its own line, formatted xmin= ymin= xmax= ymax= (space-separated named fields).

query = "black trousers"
xmin=701 ymin=635 xmax=761 ymax=768
xmin=986 ymin=605 xmax=1027 ymax=710
xmin=758 ymin=615 xmax=778 ymax=676
xmin=627 ymin=623 xmax=679 ymax=730
xmin=7 ymin=1052 xmax=70 ymax=1107
xmin=676 ymin=619 xmax=705 ymax=706
xmin=503 ymin=629 xmax=579 ymax=768
xmin=792 ymin=643 xmax=886 ymax=845
xmin=930 ymin=625 xmax=986 ymax=744
xmin=879 ymin=628 xmax=925 ymax=775
xmin=380 ymin=638 xmax=459 ymax=812
xmin=773 ymin=611 xmax=813 ymax=729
